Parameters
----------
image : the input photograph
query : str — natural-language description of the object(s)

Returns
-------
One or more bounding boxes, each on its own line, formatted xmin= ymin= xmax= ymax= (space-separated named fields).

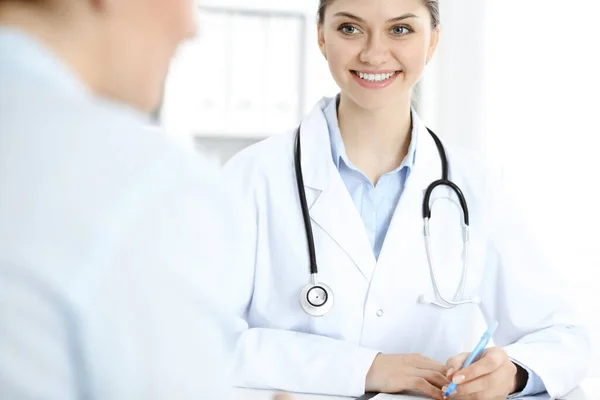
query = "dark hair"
xmin=317 ymin=0 xmax=440 ymax=28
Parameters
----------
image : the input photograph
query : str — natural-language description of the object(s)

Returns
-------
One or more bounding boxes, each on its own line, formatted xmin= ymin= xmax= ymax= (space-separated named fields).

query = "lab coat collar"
xmin=298 ymin=97 xmax=441 ymax=280
xmin=299 ymin=96 xmax=440 ymax=193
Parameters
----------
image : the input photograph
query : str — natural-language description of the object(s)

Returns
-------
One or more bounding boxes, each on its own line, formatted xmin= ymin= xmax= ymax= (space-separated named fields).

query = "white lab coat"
xmin=224 ymin=98 xmax=590 ymax=398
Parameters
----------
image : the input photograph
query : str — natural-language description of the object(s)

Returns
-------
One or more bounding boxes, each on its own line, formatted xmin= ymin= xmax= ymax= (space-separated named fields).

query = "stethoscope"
xmin=295 ymin=124 xmax=481 ymax=317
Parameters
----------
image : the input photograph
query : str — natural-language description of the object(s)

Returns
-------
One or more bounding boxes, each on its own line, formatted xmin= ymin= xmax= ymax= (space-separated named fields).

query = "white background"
xmin=481 ymin=0 xmax=600 ymax=379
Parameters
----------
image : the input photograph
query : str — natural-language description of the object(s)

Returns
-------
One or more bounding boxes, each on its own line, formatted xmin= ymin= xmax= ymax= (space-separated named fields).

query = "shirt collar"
xmin=323 ymin=95 xmax=345 ymax=169
xmin=323 ymin=95 xmax=419 ymax=174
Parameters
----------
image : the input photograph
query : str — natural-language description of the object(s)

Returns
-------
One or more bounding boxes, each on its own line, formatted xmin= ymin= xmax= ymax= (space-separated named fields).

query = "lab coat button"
xmin=376 ymin=309 xmax=384 ymax=317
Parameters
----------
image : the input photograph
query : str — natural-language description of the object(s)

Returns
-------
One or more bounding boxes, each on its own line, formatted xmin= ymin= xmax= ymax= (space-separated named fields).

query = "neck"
xmin=337 ymin=93 xmax=413 ymax=184
xmin=1 ymin=3 xmax=110 ymax=102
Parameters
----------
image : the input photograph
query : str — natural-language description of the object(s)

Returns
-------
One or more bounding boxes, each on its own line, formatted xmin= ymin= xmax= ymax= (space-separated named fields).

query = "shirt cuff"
xmin=508 ymin=358 xmax=547 ymax=398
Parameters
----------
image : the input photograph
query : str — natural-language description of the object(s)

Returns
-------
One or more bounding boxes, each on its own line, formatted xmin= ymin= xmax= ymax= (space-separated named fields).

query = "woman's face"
xmin=318 ymin=0 xmax=439 ymax=111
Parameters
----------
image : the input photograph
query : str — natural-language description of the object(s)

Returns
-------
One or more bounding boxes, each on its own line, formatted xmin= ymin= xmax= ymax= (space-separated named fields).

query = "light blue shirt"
xmin=323 ymin=96 xmax=418 ymax=260
xmin=0 ymin=27 xmax=248 ymax=399
xmin=322 ymin=96 xmax=546 ymax=397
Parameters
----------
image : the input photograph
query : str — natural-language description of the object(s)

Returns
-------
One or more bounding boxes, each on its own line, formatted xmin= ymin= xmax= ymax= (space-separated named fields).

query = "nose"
xmin=359 ymin=33 xmax=390 ymax=66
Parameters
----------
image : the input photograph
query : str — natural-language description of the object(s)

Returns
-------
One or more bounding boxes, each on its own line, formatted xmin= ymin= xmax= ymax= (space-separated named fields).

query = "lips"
xmin=350 ymin=69 xmax=402 ymax=89
xmin=351 ymin=70 xmax=400 ymax=82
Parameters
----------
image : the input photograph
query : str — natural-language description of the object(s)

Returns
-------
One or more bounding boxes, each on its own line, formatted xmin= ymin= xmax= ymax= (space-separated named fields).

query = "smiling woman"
xmin=316 ymin=0 xmax=439 ymax=114
xmin=221 ymin=0 xmax=590 ymax=398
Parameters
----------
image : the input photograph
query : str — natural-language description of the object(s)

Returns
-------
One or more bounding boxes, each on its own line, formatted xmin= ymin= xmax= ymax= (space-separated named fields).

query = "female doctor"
xmin=224 ymin=0 xmax=590 ymax=399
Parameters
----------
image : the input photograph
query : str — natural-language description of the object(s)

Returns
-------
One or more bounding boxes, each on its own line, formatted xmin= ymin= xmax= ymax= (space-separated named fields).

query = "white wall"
xmin=483 ymin=0 xmax=600 ymax=378
xmin=417 ymin=0 xmax=487 ymax=152
xmin=423 ymin=0 xmax=600 ymax=380
xmin=196 ymin=0 xmax=340 ymax=112
xmin=165 ymin=0 xmax=339 ymax=165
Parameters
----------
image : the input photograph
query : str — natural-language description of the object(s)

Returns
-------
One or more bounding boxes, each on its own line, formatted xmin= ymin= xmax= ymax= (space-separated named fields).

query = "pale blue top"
xmin=323 ymin=96 xmax=418 ymax=260
xmin=0 ymin=26 xmax=246 ymax=399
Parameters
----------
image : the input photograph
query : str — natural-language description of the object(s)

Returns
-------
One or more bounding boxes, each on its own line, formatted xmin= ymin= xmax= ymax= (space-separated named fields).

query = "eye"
xmin=339 ymin=24 xmax=361 ymax=35
xmin=391 ymin=26 xmax=411 ymax=35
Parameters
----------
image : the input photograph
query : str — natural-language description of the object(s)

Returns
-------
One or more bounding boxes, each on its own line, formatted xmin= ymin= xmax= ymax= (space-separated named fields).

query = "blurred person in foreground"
xmin=0 ymin=0 xmax=279 ymax=399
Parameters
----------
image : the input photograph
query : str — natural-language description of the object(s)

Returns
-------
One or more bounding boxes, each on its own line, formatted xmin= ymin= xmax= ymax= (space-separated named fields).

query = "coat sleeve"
xmin=223 ymin=151 xmax=380 ymax=397
xmin=479 ymin=170 xmax=591 ymax=398
xmin=232 ymin=328 xmax=380 ymax=396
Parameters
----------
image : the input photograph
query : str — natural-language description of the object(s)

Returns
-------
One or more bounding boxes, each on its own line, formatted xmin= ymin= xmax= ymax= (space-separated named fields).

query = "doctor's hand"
xmin=365 ymin=353 xmax=450 ymax=400
xmin=444 ymin=347 xmax=528 ymax=399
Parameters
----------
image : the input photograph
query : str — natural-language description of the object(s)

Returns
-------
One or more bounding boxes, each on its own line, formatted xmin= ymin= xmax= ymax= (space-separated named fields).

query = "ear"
xmin=426 ymin=25 xmax=440 ymax=65
xmin=317 ymin=23 xmax=327 ymax=60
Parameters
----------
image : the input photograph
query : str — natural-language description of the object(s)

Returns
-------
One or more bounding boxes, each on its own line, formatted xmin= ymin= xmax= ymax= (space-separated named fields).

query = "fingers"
xmin=408 ymin=377 xmax=445 ymax=400
xmin=445 ymin=352 xmax=469 ymax=378
xmin=371 ymin=353 xmax=454 ymax=396
xmin=272 ymin=394 xmax=295 ymax=400
xmin=415 ymin=369 xmax=450 ymax=389
xmin=412 ymin=354 xmax=448 ymax=375
xmin=448 ymin=391 xmax=485 ymax=400
xmin=443 ymin=373 xmax=491 ymax=398
xmin=453 ymin=349 xmax=503 ymax=385
xmin=443 ymin=348 xmax=512 ymax=399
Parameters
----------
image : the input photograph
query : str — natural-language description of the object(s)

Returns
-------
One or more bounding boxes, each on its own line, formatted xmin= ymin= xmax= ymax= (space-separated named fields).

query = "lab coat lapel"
xmin=299 ymin=99 xmax=376 ymax=281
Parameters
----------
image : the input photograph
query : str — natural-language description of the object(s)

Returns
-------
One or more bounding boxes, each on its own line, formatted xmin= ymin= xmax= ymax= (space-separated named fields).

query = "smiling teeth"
xmin=357 ymin=71 xmax=397 ymax=82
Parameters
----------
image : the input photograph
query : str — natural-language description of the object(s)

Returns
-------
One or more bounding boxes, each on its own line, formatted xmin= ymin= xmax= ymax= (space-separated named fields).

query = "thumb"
xmin=445 ymin=352 xmax=469 ymax=378
xmin=272 ymin=394 xmax=295 ymax=400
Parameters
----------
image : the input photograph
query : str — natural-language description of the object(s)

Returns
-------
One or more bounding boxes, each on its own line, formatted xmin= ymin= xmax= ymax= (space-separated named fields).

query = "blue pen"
xmin=444 ymin=321 xmax=499 ymax=399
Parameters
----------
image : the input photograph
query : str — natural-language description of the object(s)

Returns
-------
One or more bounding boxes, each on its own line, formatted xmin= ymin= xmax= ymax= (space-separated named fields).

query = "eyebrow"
xmin=333 ymin=12 xmax=419 ymax=24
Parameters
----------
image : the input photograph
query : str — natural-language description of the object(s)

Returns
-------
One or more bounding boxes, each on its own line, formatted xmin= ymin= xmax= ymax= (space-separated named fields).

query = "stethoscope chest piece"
xmin=300 ymin=280 xmax=334 ymax=317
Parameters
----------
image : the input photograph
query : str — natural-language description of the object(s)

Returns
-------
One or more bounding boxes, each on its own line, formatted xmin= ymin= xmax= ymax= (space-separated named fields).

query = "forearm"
xmin=233 ymin=327 xmax=379 ymax=397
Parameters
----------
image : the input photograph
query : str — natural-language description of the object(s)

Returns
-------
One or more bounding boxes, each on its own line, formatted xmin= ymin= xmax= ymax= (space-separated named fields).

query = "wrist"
xmin=365 ymin=353 xmax=384 ymax=393
xmin=510 ymin=362 xmax=529 ymax=394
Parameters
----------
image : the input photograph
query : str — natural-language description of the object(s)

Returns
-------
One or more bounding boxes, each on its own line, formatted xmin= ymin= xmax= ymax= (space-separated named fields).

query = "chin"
xmin=345 ymin=88 xmax=408 ymax=112
xmin=337 ymin=72 xmax=413 ymax=112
